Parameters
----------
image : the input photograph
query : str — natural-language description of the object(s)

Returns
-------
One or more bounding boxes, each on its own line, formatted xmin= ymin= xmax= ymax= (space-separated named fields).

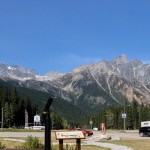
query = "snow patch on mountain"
xmin=36 ymin=71 xmax=64 ymax=81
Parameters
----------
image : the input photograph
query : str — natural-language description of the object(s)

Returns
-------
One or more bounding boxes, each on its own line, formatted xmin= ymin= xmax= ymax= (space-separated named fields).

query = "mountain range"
xmin=0 ymin=54 xmax=150 ymax=113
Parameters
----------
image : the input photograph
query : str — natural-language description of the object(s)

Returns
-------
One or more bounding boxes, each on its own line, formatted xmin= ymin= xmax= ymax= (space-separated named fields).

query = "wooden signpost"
xmin=55 ymin=131 xmax=85 ymax=150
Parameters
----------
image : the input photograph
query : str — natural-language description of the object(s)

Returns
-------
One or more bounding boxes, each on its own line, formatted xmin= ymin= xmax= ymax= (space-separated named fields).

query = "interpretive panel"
xmin=55 ymin=131 xmax=85 ymax=140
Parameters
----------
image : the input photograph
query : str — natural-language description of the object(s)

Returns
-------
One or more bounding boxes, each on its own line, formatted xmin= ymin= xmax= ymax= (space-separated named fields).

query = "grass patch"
xmin=0 ymin=128 xmax=44 ymax=132
xmin=82 ymin=146 xmax=110 ymax=150
xmin=104 ymin=138 xmax=150 ymax=150
xmin=0 ymin=139 xmax=21 ymax=148
xmin=1 ymin=138 xmax=110 ymax=150
xmin=52 ymin=144 xmax=110 ymax=150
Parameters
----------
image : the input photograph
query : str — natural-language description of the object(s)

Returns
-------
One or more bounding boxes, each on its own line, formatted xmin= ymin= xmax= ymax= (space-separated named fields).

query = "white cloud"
xmin=61 ymin=53 xmax=102 ymax=65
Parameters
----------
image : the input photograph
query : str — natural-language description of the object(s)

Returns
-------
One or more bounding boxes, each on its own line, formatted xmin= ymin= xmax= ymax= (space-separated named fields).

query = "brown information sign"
xmin=55 ymin=131 xmax=85 ymax=140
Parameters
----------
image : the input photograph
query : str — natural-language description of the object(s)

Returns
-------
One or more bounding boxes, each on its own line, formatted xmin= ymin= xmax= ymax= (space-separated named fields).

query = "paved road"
xmin=0 ymin=131 xmax=45 ymax=137
xmin=1 ymin=130 xmax=149 ymax=150
xmin=1 ymin=130 xmax=149 ymax=139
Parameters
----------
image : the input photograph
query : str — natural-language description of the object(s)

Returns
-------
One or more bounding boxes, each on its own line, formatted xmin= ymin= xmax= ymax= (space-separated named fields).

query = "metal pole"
xmin=123 ymin=105 xmax=130 ymax=130
xmin=90 ymin=116 xmax=95 ymax=129
xmin=1 ymin=108 xmax=3 ymax=131
xmin=43 ymin=97 xmax=53 ymax=150
xmin=45 ymin=111 xmax=51 ymax=150
xmin=123 ymin=106 xmax=125 ymax=130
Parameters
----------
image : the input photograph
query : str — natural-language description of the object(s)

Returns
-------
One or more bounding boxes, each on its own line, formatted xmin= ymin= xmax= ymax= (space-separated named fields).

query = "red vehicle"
xmin=70 ymin=128 xmax=93 ymax=136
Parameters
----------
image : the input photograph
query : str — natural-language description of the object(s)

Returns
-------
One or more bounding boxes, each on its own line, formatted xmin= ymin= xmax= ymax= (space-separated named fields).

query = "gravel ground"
xmin=83 ymin=130 xmax=149 ymax=150
xmin=84 ymin=131 xmax=135 ymax=150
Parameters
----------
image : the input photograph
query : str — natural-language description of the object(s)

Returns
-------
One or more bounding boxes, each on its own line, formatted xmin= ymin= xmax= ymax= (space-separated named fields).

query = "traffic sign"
xmin=122 ymin=113 xmax=126 ymax=119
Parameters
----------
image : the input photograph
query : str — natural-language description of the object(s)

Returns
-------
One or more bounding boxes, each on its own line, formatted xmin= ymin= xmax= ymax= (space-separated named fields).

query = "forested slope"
xmin=0 ymin=78 xmax=86 ymax=127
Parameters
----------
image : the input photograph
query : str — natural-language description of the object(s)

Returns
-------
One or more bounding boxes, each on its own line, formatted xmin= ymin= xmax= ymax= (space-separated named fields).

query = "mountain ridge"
xmin=0 ymin=55 xmax=150 ymax=113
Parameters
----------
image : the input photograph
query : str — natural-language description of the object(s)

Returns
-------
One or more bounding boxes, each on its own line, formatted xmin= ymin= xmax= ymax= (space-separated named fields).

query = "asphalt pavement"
xmin=0 ymin=130 xmax=149 ymax=150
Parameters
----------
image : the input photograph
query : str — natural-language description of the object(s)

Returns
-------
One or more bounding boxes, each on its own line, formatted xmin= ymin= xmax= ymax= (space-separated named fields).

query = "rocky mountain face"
xmin=1 ymin=55 xmax=150 ymax=111
xmin=0 ymin=63 xmax=38 ymax=80
xmin=50 ymin=57 xmax=150 ymax=107
xmin=111 ymin=54 xmax=150 ymax=85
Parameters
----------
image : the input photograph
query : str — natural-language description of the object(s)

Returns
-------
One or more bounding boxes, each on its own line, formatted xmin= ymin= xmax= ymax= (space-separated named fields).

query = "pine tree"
xmin=51 ymin=113 xmax=64 ymax=129
xmin=25 ymin=97 xmax=34 ymax=124
xmin=3 ymin=102 xmax=10 ymax=127
xmin=131 ymin=100 xmax=139 ymax=129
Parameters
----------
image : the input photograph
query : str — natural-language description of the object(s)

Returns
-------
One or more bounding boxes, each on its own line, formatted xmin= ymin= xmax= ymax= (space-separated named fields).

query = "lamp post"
xmin=123 ymin=104 xmax=130 ymax=130
xmin=90 ymin=116 xmax=95 ymax=129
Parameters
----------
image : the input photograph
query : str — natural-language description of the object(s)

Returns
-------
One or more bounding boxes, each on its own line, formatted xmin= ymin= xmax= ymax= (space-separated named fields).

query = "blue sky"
xmin=1 ymin=0 xmax=150 ymax=75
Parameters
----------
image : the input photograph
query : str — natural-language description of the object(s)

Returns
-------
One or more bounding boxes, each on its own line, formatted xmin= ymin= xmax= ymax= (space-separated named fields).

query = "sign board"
xmin=90 ymin=121 xmax=93 ymax=125
xmin=34 ymin=115 xmax=40 ymax=123
xmin=55 ymin=131 xmax=85 ymax=140
xmin=141 ymin=121 xmax=150 ymax=127
xmin=122 ymin=113 xmax=126 ymax=119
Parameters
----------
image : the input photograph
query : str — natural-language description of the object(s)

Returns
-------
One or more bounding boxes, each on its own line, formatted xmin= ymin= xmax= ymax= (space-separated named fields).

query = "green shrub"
xmin=17 ymin=136 xmax=44 ymax=149
xmin=0 ymin=138 xmax=6 ymax=149
xmin=17 ymin=136 xmax=76 ymax=150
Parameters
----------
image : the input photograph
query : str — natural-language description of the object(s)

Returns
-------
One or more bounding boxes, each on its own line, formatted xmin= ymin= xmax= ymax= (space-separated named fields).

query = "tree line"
xmin=50 ymin=100 xmax=150 ymax=130
xmin=87 ymin=100 xmax=150 ymax=130
xmin=0 ymin=87 xmax=79 ymax=129
xmin=1 ymin=86 xmax=150 ymax=130
xmin=0 ymin=87 xmax=38 ymax=128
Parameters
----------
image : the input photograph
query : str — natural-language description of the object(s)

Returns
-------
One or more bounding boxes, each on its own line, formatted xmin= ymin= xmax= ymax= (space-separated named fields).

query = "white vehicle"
xmin=93 ymin=127 xmax=98 ymax=131
xmin=141 ymin=121 xmax=150 ymax=127
xmin=33 ymin=126 xmax=45 ymax=130
xmin=27 ymin=126 xmax=45 ymax=130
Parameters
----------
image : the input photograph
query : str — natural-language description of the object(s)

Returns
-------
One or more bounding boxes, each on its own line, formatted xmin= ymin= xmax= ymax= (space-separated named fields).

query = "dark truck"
xmin=139 ymin=126 xmax=150 ymax=137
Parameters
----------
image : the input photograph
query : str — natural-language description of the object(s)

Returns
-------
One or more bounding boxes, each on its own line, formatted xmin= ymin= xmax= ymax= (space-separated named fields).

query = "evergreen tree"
xmin=11 ymin=88 xmax=19 ymax=125
xmin=18 ymin=98 xmax=26 ymax=125
xmin=141 ymin=105 xmax=150 ymax=121
xmin=132 ymin=100 xmax=139 ymax=129
xmin=113 ymin=106 xmax=122 ymax=129
xmin=51 ymin=113 xmax=64 ymax=129
xmin=3 ymin=102 xmax=10 ymax=127
xmin=25 ymin=97 xmax=34 ymax=124
xmin=1 ymin=88 xmax=9 ymax=106
xmin=105 ymin=108 xmax=114 ymax=128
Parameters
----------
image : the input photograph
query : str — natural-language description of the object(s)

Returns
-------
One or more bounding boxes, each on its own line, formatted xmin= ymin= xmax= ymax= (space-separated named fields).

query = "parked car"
xmin=70 ymin=128 xmax=93 ymax=136
xmin=139 ymin=126 xmax=150 ymax=137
